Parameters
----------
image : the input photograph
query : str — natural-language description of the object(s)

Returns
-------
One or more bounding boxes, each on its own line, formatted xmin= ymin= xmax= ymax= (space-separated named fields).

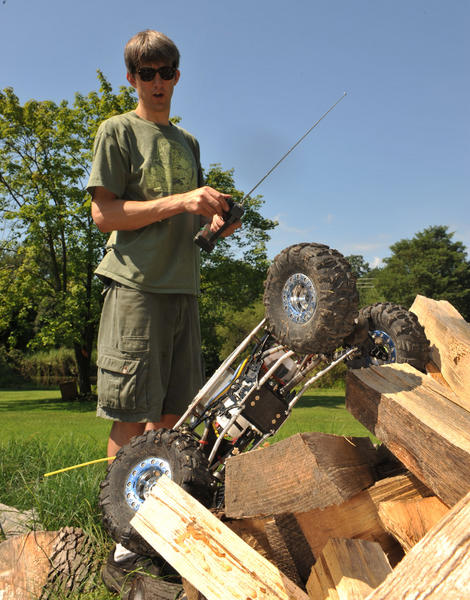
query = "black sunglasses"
xmin=137 ymin=66 xmax=177 ymax=82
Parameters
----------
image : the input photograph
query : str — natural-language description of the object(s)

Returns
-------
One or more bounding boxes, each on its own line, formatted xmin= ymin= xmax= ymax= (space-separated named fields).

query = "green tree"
xmin=375 ymin=226 xmax=470 ymax=319
xmin=0 ymin=76 xmax=277 ymax=387
xmin=344 ymin=254 xmax=386 ymax=307
xmin=215 ymin=299 xmax=266 ymax=361
xmin=0 ymin=74 xmax=136 ymax=393
xmin=345 ymin=254 xmax=370 ymax=278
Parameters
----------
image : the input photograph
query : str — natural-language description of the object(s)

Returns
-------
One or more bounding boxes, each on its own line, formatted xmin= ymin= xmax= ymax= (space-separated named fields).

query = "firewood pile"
xmin=132 ymin=295 xmax=470 ymax=599
xmin=1 ymin=295 xmax=469 ymax=599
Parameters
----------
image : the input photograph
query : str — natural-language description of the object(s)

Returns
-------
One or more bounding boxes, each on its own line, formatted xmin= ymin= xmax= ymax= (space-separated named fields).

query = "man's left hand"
xmin=210 ymin=214 xmax=242 ymax=238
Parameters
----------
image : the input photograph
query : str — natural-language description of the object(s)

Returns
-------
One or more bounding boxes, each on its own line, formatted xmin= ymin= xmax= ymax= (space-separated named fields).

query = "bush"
xmin=0 ymin=347 xmax=94 ymax=388
xmin=0 ymin=346 xmax=24 ymax=387
xmin=19 ymin=347 xmax=78 ymax=385
xmin=309 ymin=361 xmax=347 ymax=389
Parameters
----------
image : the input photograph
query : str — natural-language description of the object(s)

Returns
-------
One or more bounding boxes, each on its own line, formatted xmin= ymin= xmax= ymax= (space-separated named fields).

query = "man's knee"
xmin=110 ymin=421 xmax=145 ymax=446
xmin=144 ymin=414 xmax=180 ymax=431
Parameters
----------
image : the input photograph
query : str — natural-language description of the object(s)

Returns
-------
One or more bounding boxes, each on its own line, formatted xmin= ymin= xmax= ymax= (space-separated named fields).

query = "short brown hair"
xmin=124 ymin=30 xmax=180 ymax=74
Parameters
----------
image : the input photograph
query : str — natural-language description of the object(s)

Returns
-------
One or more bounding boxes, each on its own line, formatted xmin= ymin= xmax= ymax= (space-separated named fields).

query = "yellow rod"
xmin=44 ymin=456 xmax=115 ymax=477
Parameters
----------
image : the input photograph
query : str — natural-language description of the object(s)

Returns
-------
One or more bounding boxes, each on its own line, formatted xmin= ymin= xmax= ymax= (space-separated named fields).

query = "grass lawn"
xmin=0 ymin=388 xmax=110 ymax=448
xmin=0 ymin=386 xmax=372 ymax=446
xmin=271 ymin=387 xmax=373 ymax=442
xmin=0 ymin=386 xmax=374 ymax=505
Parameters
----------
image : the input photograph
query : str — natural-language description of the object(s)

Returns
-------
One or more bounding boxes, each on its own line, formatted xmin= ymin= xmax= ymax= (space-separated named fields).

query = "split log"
xmin=0 ymin=503 xmax=41 ymax=538
xmin=345 ymin=363 xmax=470 ymax=507
xmin=294 ymin=473 xmax=430 ymax=567
xmin=182 ymin=579 xmax=207 ymax=600
xmin=262 ymin=519 xmax=304 ymax=588
xmin=367 ymin=472 xmax=432 ymax=505
xmin=225 ymin=516 xmax=305 ymax=587
xmin=131 ymin=475 xmax=309 ymax=600
xmin=265 ymin=514 xmax=315 ymax=585
xmin=0 ymin=531 xmax=58 ymax=600
xmin=411 ymin=295 xmax=470 ymax=409
xmin=225 ymin=432 xmax=377 ymax=519
xmin=225 ymin=517 xmax=273 ymax=560
xmin=377 ymin=496 xmax=449 ymax=552
xmin=425 ymin=360 xmax=451 ymax=389
xmin=306 ymin=538 xmax=392 ymax=600
xmin=365 ymin=489 xmax=470 ymax=599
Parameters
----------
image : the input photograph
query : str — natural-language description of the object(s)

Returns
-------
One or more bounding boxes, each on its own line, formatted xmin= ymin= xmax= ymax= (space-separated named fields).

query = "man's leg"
xmin=108 ymin=414 xmax=180 ymax=457
xmin=145 ymin=413 xmax=180 ymax=431
xmin=107 ymin=421 xmax=145 ymax=457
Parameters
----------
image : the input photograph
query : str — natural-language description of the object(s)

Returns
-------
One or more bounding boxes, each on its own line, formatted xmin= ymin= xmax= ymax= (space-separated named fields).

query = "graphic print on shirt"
xmin=144 ymin=136 xmax=196 ymax=198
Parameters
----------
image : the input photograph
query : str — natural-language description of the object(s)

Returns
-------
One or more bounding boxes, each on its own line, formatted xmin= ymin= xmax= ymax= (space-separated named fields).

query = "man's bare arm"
xmin=91 ymin=186 xmax=232 ymax=233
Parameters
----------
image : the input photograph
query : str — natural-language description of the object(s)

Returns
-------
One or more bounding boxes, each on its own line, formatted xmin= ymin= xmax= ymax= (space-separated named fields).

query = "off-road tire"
xmin=99 ymin=429 xmax=214 ymax=556
xmin=263 ymin=243 xmax=359 ymax=354
xmin=347 ymin=302 xmax=430 ymax=372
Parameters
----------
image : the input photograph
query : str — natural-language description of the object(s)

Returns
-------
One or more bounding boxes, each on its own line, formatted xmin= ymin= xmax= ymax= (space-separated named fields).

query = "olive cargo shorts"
xmin=96 ymin=282 xmax=203 ymax=422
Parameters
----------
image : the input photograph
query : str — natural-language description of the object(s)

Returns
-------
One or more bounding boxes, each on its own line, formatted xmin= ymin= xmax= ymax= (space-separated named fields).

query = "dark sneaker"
xmin=129 ymin=574 xmax=186 ymax=599
xmin=101 ymin=547 xmax=181 ymax=598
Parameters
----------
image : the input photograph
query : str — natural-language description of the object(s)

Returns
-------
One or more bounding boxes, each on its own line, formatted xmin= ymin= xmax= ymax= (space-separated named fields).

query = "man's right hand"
xmin=180 ymin=186 xmax=231 ymax=219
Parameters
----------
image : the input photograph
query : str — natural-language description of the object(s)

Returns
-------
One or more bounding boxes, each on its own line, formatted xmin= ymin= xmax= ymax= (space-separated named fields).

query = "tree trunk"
xmin=73 ymin=342 xmax=89 ymax=395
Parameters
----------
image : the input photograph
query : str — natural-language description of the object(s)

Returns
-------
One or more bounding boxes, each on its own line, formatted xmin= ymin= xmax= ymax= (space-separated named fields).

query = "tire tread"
xmin=99 ymin=429 xmax=214 ymax=556
xmin=264 ymin=243 xmax=358 ymax=353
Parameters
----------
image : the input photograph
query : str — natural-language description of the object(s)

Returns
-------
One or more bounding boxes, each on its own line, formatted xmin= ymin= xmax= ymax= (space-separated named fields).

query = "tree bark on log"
xmin=40 ymin=527 xmax=96 ymax=599
xmin=345 ymin=363 xmax=470 ymax=507
xmin=0 ymin=527 xmax=97 ymax=600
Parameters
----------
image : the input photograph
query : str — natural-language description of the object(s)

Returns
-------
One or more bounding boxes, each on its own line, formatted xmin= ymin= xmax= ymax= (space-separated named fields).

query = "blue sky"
xmin=1 ymin=0 xmax=469 ymax=267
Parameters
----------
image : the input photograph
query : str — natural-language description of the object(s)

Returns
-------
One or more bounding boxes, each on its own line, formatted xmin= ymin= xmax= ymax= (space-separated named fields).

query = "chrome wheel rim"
xmin=282 ymin=273 xmax=317 ymax=324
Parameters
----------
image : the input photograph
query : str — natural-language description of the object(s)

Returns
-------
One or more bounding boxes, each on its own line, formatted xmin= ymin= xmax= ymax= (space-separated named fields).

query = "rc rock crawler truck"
xmin=99 ymin=242 xmax=429 ymax=556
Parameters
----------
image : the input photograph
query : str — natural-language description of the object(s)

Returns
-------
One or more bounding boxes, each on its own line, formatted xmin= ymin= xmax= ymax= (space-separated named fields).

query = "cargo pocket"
xmin=97 ymin=352 xmax=148 ymax=411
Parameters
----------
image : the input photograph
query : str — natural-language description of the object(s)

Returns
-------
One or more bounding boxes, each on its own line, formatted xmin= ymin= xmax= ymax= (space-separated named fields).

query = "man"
xmin=87 ymin=29 xmax=239 ymax=596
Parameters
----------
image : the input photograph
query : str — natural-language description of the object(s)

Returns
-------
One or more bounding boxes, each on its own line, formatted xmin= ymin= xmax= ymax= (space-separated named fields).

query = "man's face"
xmin=127 ymin=62 xmax=180 ymax=120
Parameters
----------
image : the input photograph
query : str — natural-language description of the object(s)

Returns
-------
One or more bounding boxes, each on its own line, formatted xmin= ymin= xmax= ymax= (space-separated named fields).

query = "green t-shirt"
xmin=87 ymin=111 xmax=204 ymax=294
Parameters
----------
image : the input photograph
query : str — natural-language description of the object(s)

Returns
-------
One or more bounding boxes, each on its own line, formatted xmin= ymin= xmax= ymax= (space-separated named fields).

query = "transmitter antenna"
xmin=195 ymin=92 xmax=347 ymax=252
xmin=241 ymin=91 xmax=347 ymax=203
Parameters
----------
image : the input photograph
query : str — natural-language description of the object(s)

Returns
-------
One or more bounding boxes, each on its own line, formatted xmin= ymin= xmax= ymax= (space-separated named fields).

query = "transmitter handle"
xmin=194 ymin=199 xmax=244 ymax=252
